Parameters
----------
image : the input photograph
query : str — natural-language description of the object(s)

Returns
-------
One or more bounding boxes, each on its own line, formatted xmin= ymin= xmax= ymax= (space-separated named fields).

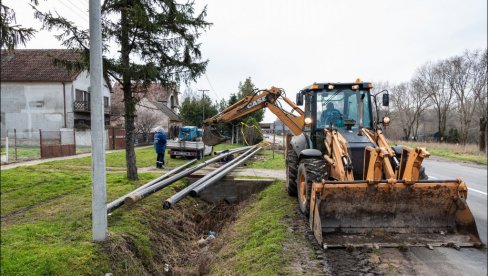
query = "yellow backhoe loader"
xmin=202 ymin=81 xmax=482 ymax=248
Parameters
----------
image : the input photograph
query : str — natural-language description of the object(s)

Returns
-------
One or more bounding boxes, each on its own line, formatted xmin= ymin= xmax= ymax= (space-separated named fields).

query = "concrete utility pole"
xmin=89 ymin=0 xmax=107 ymax=242
xmin=198 ymin=89 xmax=209 ymax=125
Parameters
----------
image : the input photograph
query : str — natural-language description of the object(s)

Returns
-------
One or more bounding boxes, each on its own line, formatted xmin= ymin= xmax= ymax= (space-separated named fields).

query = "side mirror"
xmin=382 ymin=93 xmax=389 ymax=106
xmin=296 ymin=92 xmax=304 ymax=106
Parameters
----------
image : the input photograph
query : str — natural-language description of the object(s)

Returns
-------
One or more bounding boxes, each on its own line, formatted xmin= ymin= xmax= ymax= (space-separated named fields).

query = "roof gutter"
xmin=62 ymin=82 xmax=67 ymax=128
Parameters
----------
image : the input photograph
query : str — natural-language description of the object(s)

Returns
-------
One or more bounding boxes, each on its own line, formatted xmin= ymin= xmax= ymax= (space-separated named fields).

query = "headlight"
xmin=382 ymin=116 xmax=390 ymax=125
xmin=304 ymin=117 xmax=313 ymax=125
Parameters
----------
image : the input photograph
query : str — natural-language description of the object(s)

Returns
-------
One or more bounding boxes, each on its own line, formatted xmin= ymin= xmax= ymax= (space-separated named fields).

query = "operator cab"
xmin=299 ymin=81 xmax=375 ymax=179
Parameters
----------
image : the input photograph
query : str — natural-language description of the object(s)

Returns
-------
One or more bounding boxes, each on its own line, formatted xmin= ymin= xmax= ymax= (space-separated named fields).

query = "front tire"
xmin=297 ymin=158 xmax=327 ymax=216
xmin=286 ymin=147 xmax=299 ymax=196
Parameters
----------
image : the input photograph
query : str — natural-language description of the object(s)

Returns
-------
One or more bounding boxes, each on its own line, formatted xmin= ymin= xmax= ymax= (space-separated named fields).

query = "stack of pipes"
xmin=163 ymin=146 xmax=261 ymax=209
xmin=106 ymin=146 xmax=256 ymax=213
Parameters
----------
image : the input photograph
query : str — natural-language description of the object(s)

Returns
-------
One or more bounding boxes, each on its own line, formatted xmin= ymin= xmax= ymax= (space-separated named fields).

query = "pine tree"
xmin=237 ymin=77 xmax=264 ymax=123
xmin=34 ymin=0 xmax=211 ymax=180
xmin=1 ymin=2 xmax=37 ymax=52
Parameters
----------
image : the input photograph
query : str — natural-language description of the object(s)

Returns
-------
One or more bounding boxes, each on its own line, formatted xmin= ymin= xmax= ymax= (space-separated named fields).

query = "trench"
xmin=101 ymin=176 xmax=273 ymax=275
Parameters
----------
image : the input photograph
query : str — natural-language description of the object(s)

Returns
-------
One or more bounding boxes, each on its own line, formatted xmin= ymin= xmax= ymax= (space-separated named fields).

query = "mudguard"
xmin=290 ymin=133 xmax=310 ymax=157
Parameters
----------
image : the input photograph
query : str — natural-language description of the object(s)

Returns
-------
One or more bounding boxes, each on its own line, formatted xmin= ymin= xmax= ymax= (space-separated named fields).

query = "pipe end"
xmin=189 ymin=190 xmax=198 ymax=197
xmin=163 ymin=201 xmax=172 ymax=209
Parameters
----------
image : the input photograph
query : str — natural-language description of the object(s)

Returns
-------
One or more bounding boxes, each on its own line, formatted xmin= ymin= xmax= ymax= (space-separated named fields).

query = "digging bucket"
xmin=202 ymin=125 xmax=227 ymax=146
xmin=309 ymin=179 xmax=482 ymax=248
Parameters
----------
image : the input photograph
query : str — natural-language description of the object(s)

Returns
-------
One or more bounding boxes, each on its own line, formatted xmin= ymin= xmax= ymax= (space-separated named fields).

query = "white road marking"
xmin=468 ymin=188 xmax=488 ymax=196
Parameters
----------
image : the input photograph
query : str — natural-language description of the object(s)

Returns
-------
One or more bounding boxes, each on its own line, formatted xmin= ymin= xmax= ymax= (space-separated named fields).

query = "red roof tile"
xmin=1 ymin=49 xmax=83 ymax=82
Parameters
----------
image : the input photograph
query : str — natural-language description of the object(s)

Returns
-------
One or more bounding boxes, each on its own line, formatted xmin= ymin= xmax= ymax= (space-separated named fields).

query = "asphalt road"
xmin=423 ymin=158 xmax=487 ymax=244
xmin=411 ymin=157 xmax=487 ymax=276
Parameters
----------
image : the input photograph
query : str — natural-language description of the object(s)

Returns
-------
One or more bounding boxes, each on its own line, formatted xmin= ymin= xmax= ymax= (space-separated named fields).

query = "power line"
xmin=204 ymin=73 xmax=221 ymax=101
xmin=66 ymin=0 xmax=89 ymax=14
xmin=54 ymin=0 xmax=89 ymax=24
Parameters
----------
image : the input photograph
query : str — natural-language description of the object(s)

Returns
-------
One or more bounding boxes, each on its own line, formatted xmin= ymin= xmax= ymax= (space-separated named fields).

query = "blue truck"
xmin=167 ymin=126 xmax=213 ymax=159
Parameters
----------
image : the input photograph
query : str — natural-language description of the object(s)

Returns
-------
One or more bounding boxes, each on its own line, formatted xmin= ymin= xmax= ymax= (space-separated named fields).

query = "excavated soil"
xmin=102 ymin=200 xmax=241 ymax=275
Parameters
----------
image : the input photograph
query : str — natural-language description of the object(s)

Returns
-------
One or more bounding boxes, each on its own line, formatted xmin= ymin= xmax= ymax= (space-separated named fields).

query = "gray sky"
xmin=6 ymin=0 xmax=487 ymax=122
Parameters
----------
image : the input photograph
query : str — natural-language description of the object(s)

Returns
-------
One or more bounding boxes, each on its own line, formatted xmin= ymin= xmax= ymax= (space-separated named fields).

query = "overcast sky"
xmin=5 ymin=0 xmax=487 ymax=122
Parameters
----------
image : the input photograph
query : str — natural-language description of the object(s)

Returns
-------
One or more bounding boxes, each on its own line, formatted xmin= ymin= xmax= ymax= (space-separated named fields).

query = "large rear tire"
xmin=286 ymin=148 xmax=299 ymax=196
xmin=297 ymin=158 xmax=327 ymax=216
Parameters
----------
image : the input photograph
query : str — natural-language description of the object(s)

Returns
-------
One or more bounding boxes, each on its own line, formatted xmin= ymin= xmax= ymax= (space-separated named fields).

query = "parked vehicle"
xmin=167 ymin=126 xmax=212 ymax=159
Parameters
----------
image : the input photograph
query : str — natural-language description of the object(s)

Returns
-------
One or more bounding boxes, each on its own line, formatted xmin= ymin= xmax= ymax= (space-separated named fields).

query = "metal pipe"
xmin=163 ymin=146 xmax=257 ymax=209
xmin=213 ymin=145 xmax=253 ymax=155
xmin=117 ymin=147 xmax=252 ymax=209
xmin=190 ymin=147 xmax=262 ymax=197
xmin=106 ymin=158 xmax=197 ymax=212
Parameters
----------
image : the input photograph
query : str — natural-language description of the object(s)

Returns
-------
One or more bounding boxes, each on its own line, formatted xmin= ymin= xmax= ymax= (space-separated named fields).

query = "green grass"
xmin=0 ymin=146 xmax=41 ymax=162
xmin=35 ymin=144 xmax=247 ymax=171
xmin=34 ymin=146 xmax=188 ymax=171
xmin=427 ymin=148 xmax=487 ymax=165
xmin=0 ymin=160 xmax=201 ymax=275
xmin=394 ymin=141 xmax=487 ymax=165
xmin=208 ymin=181 xmax=295 ymax=275
xmin=1 ymin=143 xmax=287 ymax=275
xmin=246 ymin=149 xmax=285 ymax=170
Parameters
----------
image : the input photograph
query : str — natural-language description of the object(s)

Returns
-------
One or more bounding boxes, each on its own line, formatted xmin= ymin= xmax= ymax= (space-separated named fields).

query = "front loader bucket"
xmin=203 ymin=125 xmax=228 ymax=146
xmin=309 ymin=180 xmax=482 ymax=248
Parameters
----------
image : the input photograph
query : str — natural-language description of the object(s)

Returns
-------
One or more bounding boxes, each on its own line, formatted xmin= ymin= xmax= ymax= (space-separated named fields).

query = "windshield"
xmin=316 ymin=89 xmax=372 ymax=129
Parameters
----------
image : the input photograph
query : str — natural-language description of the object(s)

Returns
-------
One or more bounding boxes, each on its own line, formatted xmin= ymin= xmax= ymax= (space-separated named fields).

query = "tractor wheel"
xmin=286 ymin=148 xmax=299 ymax=196
xmin=297 ymin=158 xmax=327 ymax=216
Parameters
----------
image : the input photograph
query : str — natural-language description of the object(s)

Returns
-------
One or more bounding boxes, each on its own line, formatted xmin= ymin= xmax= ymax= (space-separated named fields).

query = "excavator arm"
xmin=202 ymin=87 xmax=305 ymax=146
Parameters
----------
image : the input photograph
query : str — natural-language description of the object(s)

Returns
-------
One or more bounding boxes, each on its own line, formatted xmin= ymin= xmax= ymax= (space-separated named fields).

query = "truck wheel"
xmin=286 ymin=148 xmax=299 ymax=197
xmin=297 ymin=158 xmax=327 ymax=216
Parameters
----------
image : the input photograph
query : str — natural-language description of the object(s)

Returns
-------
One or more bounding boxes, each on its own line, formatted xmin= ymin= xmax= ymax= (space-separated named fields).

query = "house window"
xmin=104 ymin=96 xmax=109 ymax=108
xmin=76 ymin=89 xmax=90 ymax=102
xmin=170 ymin=95 xmax=175 ymax=108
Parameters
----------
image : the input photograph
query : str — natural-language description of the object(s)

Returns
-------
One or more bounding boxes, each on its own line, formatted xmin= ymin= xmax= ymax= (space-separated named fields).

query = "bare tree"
xmin=471 ymin=49 xmax=488 ymax=151
xmin=445 ymin=50 xmax=483 ymax=145
xmin=390 ymin=82 xmax=430 ymax=140
xmin=414 ymin=60 xmax=454 ymax=141
xmin=135 ymin=110 xmax=160 ymax=143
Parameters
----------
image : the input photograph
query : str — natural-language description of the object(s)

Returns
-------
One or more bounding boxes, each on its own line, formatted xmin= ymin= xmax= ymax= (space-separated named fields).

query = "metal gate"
xmin=40 ymin=129 xmax=76 ymax=158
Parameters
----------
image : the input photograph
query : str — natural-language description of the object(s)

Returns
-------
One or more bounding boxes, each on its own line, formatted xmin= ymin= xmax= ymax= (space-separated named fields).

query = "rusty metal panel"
xmin=108 ymin=128 xmax=126 ymax=150
xmin=41 ymin=145 xmax=75 ymax=158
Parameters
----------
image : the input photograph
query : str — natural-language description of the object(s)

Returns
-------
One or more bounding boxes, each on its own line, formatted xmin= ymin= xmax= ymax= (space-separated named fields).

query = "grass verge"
xmin=246 ymin=149 xmax=285 ymax=170
xmin=1 ymin=143 xmax=288 ymax=275
xmin=207 ymin=181 xmax=312 ymax=275
xmin=393 ymin=141 xmax=487 ymax=165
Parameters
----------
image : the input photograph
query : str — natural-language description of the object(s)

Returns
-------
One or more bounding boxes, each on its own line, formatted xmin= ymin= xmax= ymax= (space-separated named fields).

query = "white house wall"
xmin=1 ymin=70 xmax=111 ymax=136
xmin=1 ymin=82 xmax=67 ymax=136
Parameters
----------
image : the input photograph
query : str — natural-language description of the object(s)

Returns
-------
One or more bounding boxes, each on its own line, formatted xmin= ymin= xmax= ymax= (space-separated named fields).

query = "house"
xmin=110 ymin=83 xmax=182 ymax=137
xmin=0 ymin=49 xmax=111 ymax=137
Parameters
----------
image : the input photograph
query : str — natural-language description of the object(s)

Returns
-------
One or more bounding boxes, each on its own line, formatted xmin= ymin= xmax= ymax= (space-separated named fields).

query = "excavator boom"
xmin=202 ymin=87 xmax=305 ymax=146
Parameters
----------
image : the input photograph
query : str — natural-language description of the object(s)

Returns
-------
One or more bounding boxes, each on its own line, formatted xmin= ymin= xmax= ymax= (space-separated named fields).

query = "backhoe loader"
xmin=202 ymin=81 xmax=481 ymax=248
